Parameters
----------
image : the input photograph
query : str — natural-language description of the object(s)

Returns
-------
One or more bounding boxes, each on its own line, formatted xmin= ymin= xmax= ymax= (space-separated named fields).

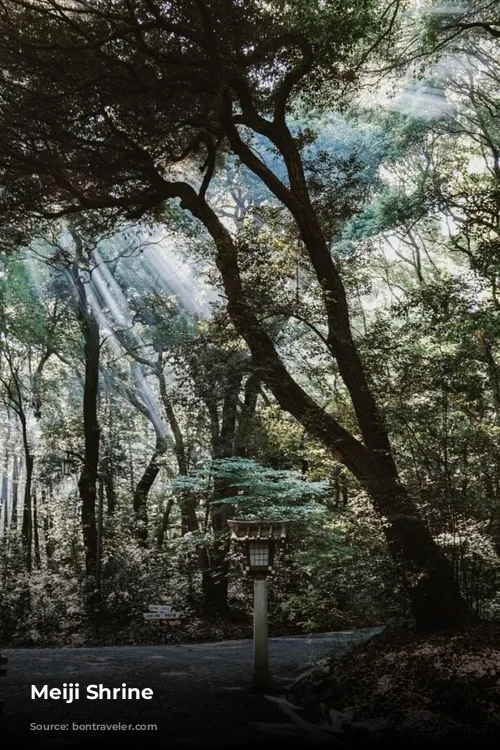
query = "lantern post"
xmin=227 ymin=519 xmax=288 ymax=687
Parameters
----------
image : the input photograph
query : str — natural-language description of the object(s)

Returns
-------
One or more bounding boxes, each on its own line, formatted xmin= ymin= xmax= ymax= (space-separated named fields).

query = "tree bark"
xmin=201 ymin=366 xmax=244 ymax=615
xmin=234 ymin=371 xmax=260 ymax=457
xmin=68 ymin=248 xmax=100 ymax=583
xmin=157 ymin=366 xmax=199 ymax=533
xmin=101 ymin=450 xmax=117 ymax=516
xmin=11 ymin=454 xmax=19 ymax=528
xmin=1 ymin=449 xmax=8 ymax=534
xmin=118 ymin=334 xmax=198 ymax=542
xmin=41 ymin=485 xmax=55 ymax=566
xmin=101 ymin=399 xmax=117 ymax=515
xmin=19 ymin=413 xmax=33 ymax=572
xmin=125 ymin=367 xmax=170 ymax=545
xmin=158 ymin=367 xmax=188 ymax=474
xmin=1 ymin=418 xmax=11 ymax=535
xmin=33 ymin=488 xmax=41 ymax=568
xmin=78 ymin=308 xmax=100 ymax=579
xmin=157 ymin=495 xmax=174 ymax=548
xmin=133 ymin=435 xmax=167 ymax=545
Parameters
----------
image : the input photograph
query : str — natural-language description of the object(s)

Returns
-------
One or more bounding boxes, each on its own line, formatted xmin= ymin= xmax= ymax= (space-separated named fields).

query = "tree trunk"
xmin=33 ymin=488 xmax=41 ymax=568
xmin=476 ymin=330 xmax=500 ymax=426
xmin=1 ymin=446 xmax=8 ymax=534
xmin=19 ymin=412 xmax=33 ymax=571
xmin=21 ymin=459 xmax=33 ymax=570
xmin=1 ymin=415 xmax=11 ymax=536
xmin=201 ymin=498 xmax=231 ymax=616
xmin=101 ymin=395 xmax=117 ymax=515
xmin=234 ymin=371 xmax=260 ymax=457
xmin=184 ymin=185 xmax=471 ymax=631
xmin=96 ymin=477 xmax=103 ymax=593
xmin=102 ymin=451 xmax=117 ymax=515
xmin=133 ymin=436 xmax=167 ymax=545
xmin=157 ymin=496 xmax=174 ymax=547
xmin=158 ymin=368 xmax=188 ymax=474
xmin=128 ymin=361 xmax=198 ymax=545
xmin=11 ymin=454 xmax=19 ymax=528
xmin=78 ymin=309 xmax=100 ymax=580
xmin=41 ymin=486 xmax=55 ymax=566
xmin=201 ymin=367 xmax=244 ymax=616
xmin=179 ymin=490 xmax=199 ymax=535
xmin=68 ymin=251 xmax=100 ymax=584
xmin=1 ymin=477 xmax=7 ymax=535
xmin=367 ymin=477 xmax=470 ymax=629
xmin=158 ymin=369 xmax=199 ymax=534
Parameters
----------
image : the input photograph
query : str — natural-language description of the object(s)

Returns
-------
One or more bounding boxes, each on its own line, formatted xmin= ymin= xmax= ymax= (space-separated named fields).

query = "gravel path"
xmin=0 ymin=628 xmax=382 ymax=748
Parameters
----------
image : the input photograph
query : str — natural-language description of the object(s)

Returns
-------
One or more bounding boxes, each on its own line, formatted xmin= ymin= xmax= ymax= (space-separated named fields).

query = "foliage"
xmin=173 ymin=457 xmax=328 ymax=520
xmin=0 ymin=0 xmax=500 ymax=643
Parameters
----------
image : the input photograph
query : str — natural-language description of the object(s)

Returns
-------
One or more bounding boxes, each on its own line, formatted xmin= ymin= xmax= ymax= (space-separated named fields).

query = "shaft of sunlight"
xmin=140 ymin=237 xmax=216 ymax=316
xmin=131 ymin=362 xmax=169 ymax=439
xmin=384 ymin=84 xmax=454 ymax=118
xmin=91 ymin=250 xmax=132 ymax=328
xmin=24 ymin=254 xmax=46 ymax=301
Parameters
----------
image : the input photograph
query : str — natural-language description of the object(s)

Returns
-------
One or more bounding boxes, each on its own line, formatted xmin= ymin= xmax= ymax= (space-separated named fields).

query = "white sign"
xmin=149 ymin=605 xmax=173 ymax=613
xmin=143 ymin=611 xmax=180 ymax=621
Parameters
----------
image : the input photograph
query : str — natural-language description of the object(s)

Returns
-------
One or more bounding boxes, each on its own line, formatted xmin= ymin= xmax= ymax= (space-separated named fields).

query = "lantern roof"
xmin=227 ymin=519 xmax=288 ymax=541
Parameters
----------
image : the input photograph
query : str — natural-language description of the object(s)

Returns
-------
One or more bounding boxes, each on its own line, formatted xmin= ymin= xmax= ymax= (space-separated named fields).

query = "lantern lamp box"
xmin=227 ymin=520 xmax=289 ymax=575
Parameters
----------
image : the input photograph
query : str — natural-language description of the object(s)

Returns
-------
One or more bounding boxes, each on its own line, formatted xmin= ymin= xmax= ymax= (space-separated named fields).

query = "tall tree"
xmin=0 ymin=0 xmax=472 ymax=628
xmin=58 ymin=230 xmax=101 ymax=584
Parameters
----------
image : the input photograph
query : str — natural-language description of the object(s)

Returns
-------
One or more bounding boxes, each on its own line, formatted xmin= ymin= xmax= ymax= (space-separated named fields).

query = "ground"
xmin=0 ymin=628 xmax=379 ymax=749
xmin=4 ymin=623 xmax=500 ymax=749
xmin=286 ymin=622 xmax=500 ymax=748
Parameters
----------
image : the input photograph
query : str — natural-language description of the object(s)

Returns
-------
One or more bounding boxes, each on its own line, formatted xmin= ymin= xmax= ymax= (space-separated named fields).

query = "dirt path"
xmin=0 ymin=628 xmax=382 ymax=748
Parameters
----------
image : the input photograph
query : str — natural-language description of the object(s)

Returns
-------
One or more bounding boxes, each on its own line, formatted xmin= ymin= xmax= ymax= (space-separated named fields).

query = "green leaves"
xmin=173 ymin=457 xmax=328 ymax=520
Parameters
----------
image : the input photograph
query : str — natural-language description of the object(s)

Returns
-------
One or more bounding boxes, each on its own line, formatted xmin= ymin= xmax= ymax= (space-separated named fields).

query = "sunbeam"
xmin=91 ymin=250 xmax=132 ymax=329
xmin=130 ymin=361 xmax=169 ymax=439
xmin=139 ymin=236 xmax=216 ymax=316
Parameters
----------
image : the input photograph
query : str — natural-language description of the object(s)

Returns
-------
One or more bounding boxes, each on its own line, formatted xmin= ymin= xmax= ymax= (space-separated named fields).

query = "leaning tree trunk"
xmin=183 ymin=182 xmax=471 ymax=632
xmin=158 ymin=366 xmax=212 ymax=598
xmin=207 ymin=96 xmax=472 ymax=629
xmin=366 ymin=474 xmax=470 ymax=629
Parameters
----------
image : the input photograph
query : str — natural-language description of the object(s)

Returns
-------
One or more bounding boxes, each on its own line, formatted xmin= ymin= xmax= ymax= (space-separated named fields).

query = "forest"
xmin=0 ymin=0 xmax=498 ymax=694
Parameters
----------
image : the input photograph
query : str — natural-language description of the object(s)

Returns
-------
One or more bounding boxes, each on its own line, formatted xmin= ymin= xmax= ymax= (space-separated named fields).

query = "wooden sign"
xmin=143 ymin=611 xmax=180 ymax=621
xmin=149 ymin=605 xmax=173 ymax=613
